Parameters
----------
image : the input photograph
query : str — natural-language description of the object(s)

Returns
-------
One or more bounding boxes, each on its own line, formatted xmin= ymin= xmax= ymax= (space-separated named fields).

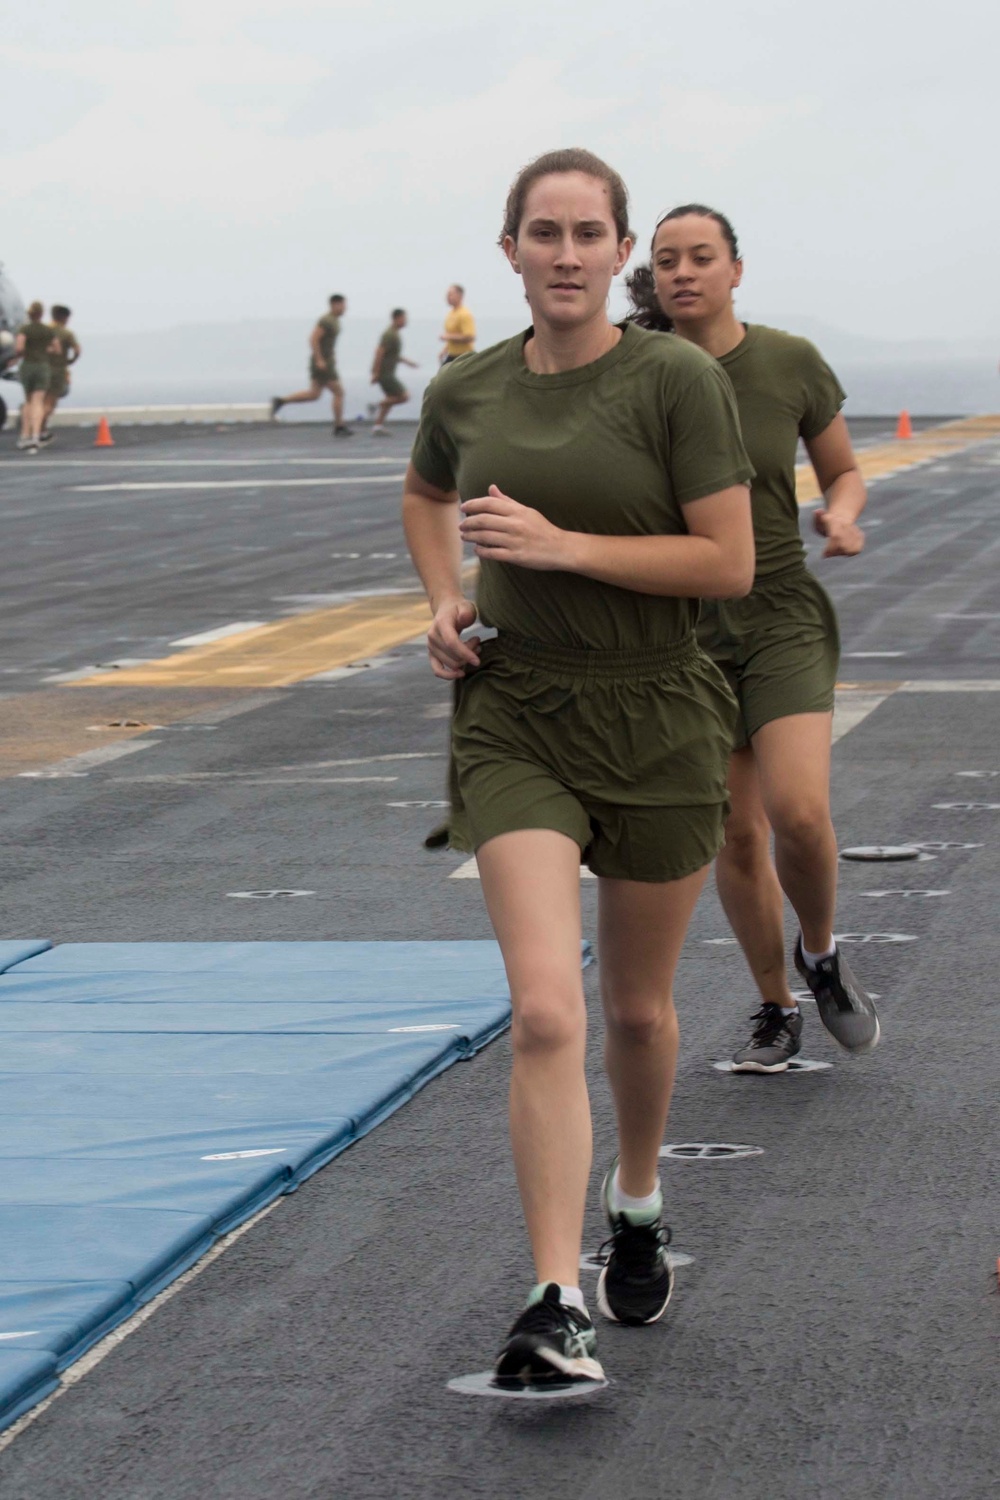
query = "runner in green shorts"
xmin=370 ymin=309 xmax=417 ymax=435
xmin=41 ymin=305 xmax=81 ymax=443
xmin=14 ymin=301 xmax=56 ymax=453
xmin=270 ymin=295 xmax=354 ymax=436
xmin=628 ymin=203 xmax=881 ymax=1073
xmin=403 ymin=150 xmax=754 ymax=1389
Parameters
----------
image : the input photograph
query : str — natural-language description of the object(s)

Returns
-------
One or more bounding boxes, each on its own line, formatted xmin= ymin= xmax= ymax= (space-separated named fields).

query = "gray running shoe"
xmin=596 ymin=1157 xmax=673 ymax=1325
xmin=794 ymin=937 xmax=881 ymax=1053
xmin=732 ymin=1004 xmax=803 ymax=1072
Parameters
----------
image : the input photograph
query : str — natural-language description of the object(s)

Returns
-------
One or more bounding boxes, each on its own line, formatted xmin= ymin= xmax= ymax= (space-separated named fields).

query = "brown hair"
xmin=498 ymin=148 xmax=633 ymax=248
xmin=28 ymin=300 xmax=44 ymax=320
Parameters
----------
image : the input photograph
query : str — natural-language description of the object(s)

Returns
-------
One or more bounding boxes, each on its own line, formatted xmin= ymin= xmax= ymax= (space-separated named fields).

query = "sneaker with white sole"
xmin=732 ymin=1004 xmax=803 ymax=1072
xmin=494 ymin=1283 xmax=603 ymax=1387
xmin=794 ymin=937 xmax=881 ymax=1053
xmin=595 ymin=1158 xmax=674 ymax=1325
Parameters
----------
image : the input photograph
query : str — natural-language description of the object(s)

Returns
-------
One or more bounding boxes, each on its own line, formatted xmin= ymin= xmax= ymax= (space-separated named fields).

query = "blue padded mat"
xmin=0 ymin=938 xmax=548 ymax=1432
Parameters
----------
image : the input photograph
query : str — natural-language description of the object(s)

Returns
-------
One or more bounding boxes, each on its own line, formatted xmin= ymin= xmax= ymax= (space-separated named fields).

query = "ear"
xmin=613 ymin=238 xmax=634 ymax=277
xmin=502 ymin=234 xmax=521 ymax=275
xmin=731 ymin=257 xmax=744 ymax=292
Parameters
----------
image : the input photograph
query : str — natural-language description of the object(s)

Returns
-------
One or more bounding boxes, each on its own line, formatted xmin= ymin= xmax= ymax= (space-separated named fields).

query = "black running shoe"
xmin=794 ymin=937 xmax=881 ymax=1053
xmin=333 ymin=424 xmax=355 ymax=437
xmin=732 ymin=1004 xmax=803 ymax=1072
xmin=494 ymin=1283 xmax=603 ymax=1387
xmin=38 ymin=430 xmax=53 ymax=445
xmin=596 ymin=1159 xmax=673 ymax=1325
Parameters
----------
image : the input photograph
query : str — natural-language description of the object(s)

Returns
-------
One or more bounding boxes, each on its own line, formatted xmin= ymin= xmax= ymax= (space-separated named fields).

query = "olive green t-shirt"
xmin=718 ymin=324 xmax=845 ymax=578
xmin=412 ymin=322 xmax=753 ymax=651
xmin=18 ymin=322 xmax=54 ymax=363
xmin=380 ymin=327 xmax=402 ymax=378
xmin=316 ymin=313 xmax=341 ymax=364
xmin=49 ymin=327 xmax=79 ymax=374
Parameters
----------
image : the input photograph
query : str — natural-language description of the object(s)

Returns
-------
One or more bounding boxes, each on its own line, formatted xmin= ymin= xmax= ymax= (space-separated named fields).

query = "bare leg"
xmin=277 ymin=381 xmax=323 ymax=406
xmin=476 ymin=829 xmax=590 ymax=1288
xmin=373 ymin=391 xmax=409 ymax=427
xmin=715 ymin=747 xmax=796 ymax=1006
xmin=598 ymin=867 xmax=708 ymax=1197
xmin=329 ymin=381 xmax=345 ymax=426
xmin=753 ymin=712 xmax=838 ymax=954
xmin=26 ymin=391 xmax=46 ymax=442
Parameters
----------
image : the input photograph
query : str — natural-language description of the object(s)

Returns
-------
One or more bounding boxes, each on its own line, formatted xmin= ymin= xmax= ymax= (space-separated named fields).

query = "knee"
xmin=721 ymin=814 xmax=771 ymax=874
xmin=511 ymin=988 xmax=584 ymax=1055
xmin=603 ymin=992 xmax=676 ymax=1048
xmin=770 ymin=800 xmax=830 ymax=850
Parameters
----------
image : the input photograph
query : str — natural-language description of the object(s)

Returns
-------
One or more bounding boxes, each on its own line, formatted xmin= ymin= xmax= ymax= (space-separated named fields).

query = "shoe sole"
xmin=731 ymin=1057 xmax=793 ymax=1073
xmin=794 ymin=951 xmax=881 ymax=1055
xmin=495 ymin=1339 xmax=604 ymax=1385
xmin=596 ymin=1265 xmax=673 ymax=1326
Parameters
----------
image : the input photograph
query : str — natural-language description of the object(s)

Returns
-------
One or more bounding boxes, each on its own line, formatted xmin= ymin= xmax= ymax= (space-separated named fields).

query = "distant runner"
xmin=404 ymin=150 xmax=753 ymax=1389
xmin=271 ymin=295 xmax=353 ymax=435
xmin=41 ymin=304 xmax=81 ymax=444
xmin=628 ymin=204 xmax=880 ymax=1072
xmin=14 ymin=301 xmax=56 ymax=453
xmin=370 ymin=309 xmax=417 ymax=435
xmin=439 ymin=284 xmax=476 ymax=365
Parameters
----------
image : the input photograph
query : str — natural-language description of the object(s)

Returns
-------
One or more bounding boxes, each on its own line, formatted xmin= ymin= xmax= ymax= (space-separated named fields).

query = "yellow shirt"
xmin=443 ymin=305 xmax=476 ymax=358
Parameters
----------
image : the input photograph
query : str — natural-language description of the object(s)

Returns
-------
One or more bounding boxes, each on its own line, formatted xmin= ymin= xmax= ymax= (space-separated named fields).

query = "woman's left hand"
xmin=459 ymin=485 xmax=571 ymax=570
xmin=814 ymin=508 xmax=864 ymax=557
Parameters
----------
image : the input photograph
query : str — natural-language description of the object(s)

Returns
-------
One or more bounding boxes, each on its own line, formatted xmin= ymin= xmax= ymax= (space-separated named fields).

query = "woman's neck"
xmin=673 ymin=305 xmax=745 ymax=360
xmin=524 ymin=310 xmax=621 ymax=374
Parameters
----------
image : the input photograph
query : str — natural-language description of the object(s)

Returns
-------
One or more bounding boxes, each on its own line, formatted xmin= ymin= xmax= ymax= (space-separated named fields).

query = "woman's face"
xmin=504 ymin=171 xmax=631 ymax=330
xmin=652 ymin=214 xmax=742 ymax=325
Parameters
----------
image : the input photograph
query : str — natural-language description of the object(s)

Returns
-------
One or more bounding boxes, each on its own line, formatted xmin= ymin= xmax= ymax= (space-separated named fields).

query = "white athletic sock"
xmin=609 ymin=1166 xmax=662 ymax=1221
xmin=558 ymin=1285 xmax=586 ymax=1312
xmin=801 ymin=938 xmax=837 ymax=970
xmin=779 ymin=1004 xmax=800 ymax=1017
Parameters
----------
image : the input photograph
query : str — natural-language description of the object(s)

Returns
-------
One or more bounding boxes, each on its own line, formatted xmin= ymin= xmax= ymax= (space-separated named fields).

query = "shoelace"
xmin=595 ymin=1217 xmax=671 ymax=1277
xmin=511 ymin=1298 xmax=588 ymax=1340
xmin=748 ymin=1004 xmax=792 ymax=1047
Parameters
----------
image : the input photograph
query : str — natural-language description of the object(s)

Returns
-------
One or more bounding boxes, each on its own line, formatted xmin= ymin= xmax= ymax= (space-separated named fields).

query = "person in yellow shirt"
xmin=439 ymin=284 xmax=476 ymax=364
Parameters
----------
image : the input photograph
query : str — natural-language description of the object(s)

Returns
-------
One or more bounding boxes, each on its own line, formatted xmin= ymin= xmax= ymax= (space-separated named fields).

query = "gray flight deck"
xmin=0 ymin=418 xmax=997 ymax=1497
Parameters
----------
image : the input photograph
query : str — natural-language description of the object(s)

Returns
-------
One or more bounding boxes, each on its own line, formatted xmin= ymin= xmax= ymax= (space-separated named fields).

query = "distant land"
xmin=47 ymin=313 xmax=999 ymax=418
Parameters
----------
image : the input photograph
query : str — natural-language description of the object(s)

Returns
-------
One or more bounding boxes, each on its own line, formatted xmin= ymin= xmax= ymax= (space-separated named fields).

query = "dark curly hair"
xmin=626 ymin=203 xmax=741 ymax=332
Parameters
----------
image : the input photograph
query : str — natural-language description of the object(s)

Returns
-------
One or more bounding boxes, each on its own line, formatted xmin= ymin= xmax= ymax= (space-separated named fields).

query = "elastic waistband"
xmin=481 ymin=631 xmax=700 ymax=680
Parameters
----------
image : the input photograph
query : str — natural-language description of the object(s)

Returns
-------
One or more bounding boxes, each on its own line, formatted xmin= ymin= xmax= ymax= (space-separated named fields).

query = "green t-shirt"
xmin=412 ymin=322 xmax=753 ymax=651
xmin=316 ymin=313 xmax=341 ymax=364
xmin=718 ymin=324 xmax=845 ymax=578
xmin=49 ymin=327 xmax=79 ymax=373
xmin=380 ymin=327 xmax=402 ymax=377
xmin=18 ymin=321 xmax=54 ymax=364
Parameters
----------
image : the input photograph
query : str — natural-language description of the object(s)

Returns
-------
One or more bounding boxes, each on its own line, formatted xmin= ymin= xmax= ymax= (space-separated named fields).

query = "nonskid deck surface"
xmin=0 ymin=422 xmax=997 ymax=1497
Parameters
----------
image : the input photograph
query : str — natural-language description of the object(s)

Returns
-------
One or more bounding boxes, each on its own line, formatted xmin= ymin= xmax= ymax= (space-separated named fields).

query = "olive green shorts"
xmin=697 ymin=565 xmax=840 ymax=751
xmin=49 ymin=368 xmax=69 ymax=400
xmin=19 ymin=361 xmax=50 ymax=396
xmin=378 ymin=373 xmax=406 ymax=399
xmin=310 ymin=361 xmax=340 ymax=386
xmin=449 ymin=633 xmax=737 ymax=883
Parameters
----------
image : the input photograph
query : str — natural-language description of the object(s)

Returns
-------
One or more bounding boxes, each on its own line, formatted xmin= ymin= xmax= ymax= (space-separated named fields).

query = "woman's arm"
xmin=403 ymin=463 xmax=479 ymax=679
xmin=804 ymin=413 xmax=866 ymax=557
xmin=459 ymin=483 xmax=755 ymax=599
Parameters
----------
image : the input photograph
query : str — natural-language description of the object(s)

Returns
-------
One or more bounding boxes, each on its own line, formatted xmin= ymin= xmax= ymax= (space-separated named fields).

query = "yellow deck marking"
xmin=795 ymin=414 xmax=1000 ymax=505
xmin=73 ymin=593 xmax=431 ymax=689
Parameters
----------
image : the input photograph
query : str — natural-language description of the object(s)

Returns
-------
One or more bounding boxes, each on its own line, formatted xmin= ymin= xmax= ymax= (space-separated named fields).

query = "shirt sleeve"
xmin=410 ymin=380 xmax=458 ymax=492
xmin=668 ymin=364 xmax=755 ymax=505
xmin=798 ymin=342 xmax=846 ymax=440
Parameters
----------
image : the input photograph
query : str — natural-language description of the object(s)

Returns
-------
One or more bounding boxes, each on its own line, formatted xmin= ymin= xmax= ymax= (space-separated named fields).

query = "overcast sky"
xmin=3 ymin=0 xmax=997 ymax=342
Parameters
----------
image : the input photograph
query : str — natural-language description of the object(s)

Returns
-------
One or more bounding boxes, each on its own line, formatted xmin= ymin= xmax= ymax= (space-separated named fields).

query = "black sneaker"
xmin=794 ymin=937 xmax=881 ymax=1053
xmin=333 ymin=424 xmax=355 ymax=437
xmin=38 ymin=430 xmax=53 ymax=445
xmin=269 ymin=396 xmax=283 ymax=419
xmin=596 ymin=1159 xmax=673 ymax=1325
xmin=732 ymin=1004 xmax=803 ymax=1072
xmin=494 ymin=1284 xmax=603 ymax=1387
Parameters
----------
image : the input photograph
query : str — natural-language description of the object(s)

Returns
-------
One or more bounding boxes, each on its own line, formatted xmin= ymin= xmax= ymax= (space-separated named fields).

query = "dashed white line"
xmin=72 ymin=475 xmax=406 ymax=493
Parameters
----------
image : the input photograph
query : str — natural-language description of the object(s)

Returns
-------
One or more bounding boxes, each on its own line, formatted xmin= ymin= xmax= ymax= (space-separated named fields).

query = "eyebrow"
xmin=526 ymin=217 xmax=609 ymax=232
xmin=655 ymin=241 xmax=716 ymax=254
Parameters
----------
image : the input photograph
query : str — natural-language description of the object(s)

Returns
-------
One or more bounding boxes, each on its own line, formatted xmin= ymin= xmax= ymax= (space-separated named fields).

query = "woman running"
xmin=403 ymin=151 xmax=754 ymax=1386
xmin=15 ymin=301 xmax=56 ymax=453
xmin=628 ymin=205 xmax=880 ymax=1073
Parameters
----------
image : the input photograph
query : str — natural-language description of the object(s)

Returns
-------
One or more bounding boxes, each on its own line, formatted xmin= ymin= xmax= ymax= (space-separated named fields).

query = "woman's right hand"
xmin=428 ymin=597 xmax=480 ymax=680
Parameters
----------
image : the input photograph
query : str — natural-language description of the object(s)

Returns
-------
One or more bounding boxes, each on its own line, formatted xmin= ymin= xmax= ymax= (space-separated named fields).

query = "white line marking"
xmin=0 ymin=1333 xmax=41 ymax=1341
xmin=450 ymin=855 xmax=596 ymax=880
xmin=832 ymin=691 xmax=890 ymax=743
xmin=170 ymin=623 xmax=265 ymax=646
xmin=935 ymin=613 xmax=1000 ymax=620
xmin=898 ymin=680 xmax=1000 ymax=692
xmin=72 ymin=475 xmax=406 ymax=493
xmin=18 ymin=740 xmax=158 ymax=777
xmin=26 ymin=458 xmax=404 ymax=468
xmin=844 ymin=651 xmax=905 ymax=658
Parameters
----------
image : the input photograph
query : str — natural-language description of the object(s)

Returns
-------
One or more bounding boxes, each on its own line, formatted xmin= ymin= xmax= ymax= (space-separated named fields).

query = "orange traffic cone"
xmin=895 ymin=409 xmax=912 ymax=440
xmin=94 ymin=415 xmax=115 ymax=448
